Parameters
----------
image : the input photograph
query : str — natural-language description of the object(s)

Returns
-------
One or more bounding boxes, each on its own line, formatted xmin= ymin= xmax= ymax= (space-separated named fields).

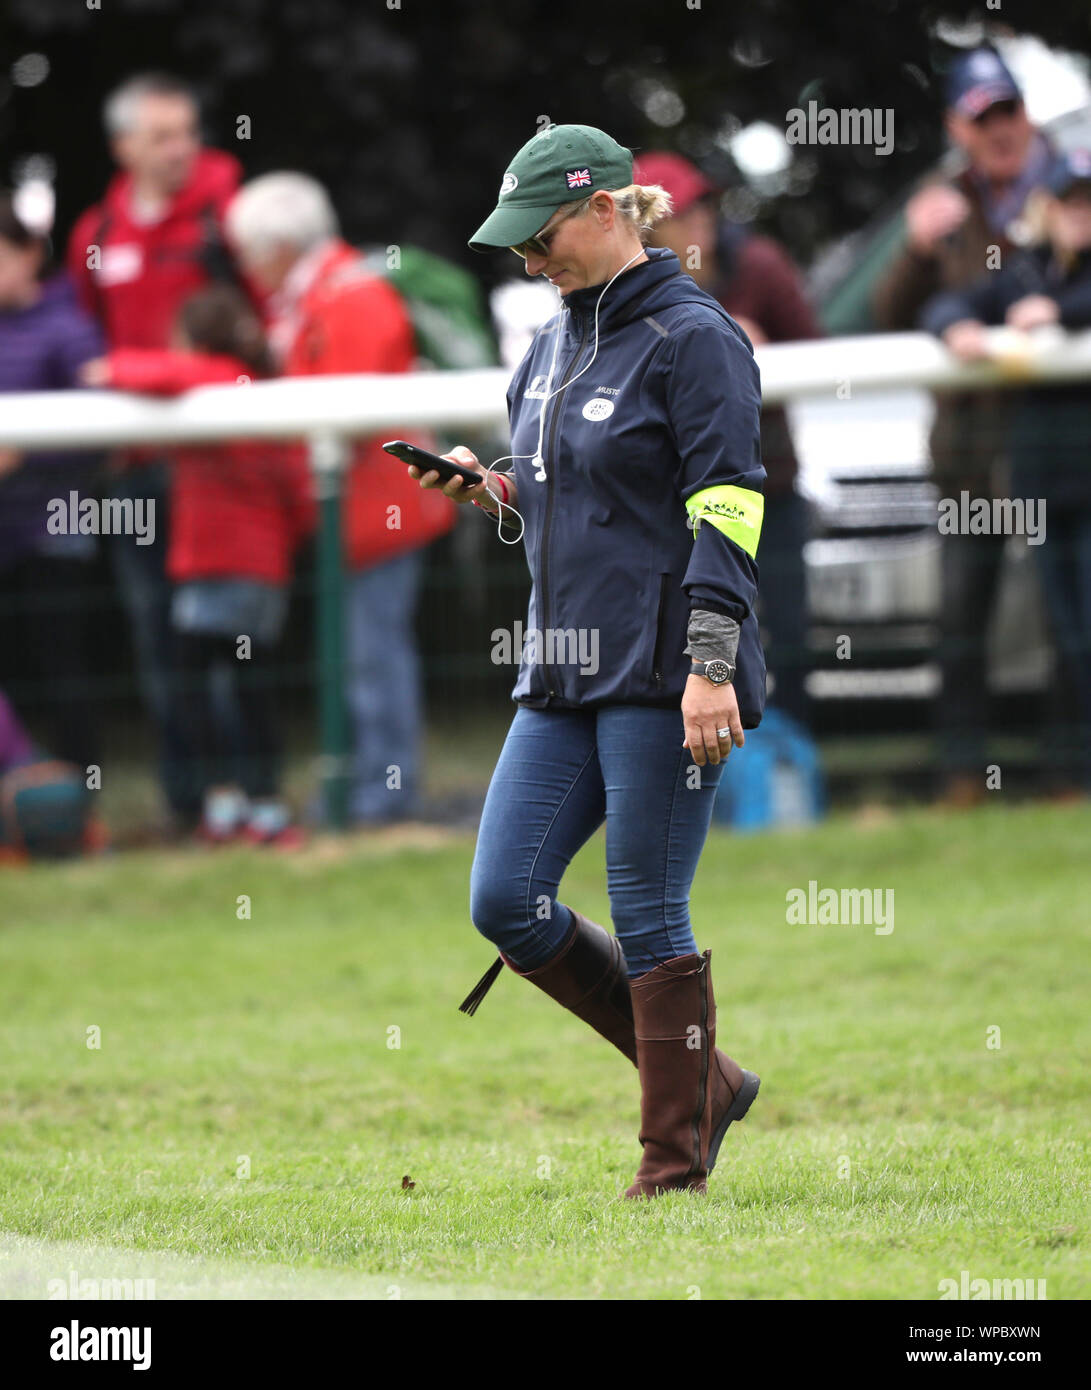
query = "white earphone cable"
xmin=477 ymin=247 xmax=645 ymax=545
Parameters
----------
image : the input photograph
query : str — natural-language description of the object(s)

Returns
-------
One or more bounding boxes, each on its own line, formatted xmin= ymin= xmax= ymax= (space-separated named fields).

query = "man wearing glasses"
xmin=874 ymin=46 xmax=1054 ymax=328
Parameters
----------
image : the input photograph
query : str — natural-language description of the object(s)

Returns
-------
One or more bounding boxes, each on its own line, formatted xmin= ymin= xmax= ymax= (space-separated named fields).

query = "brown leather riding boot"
xmin=500 ymin=909 xmax=638 ymax=1065
xmin=460 ymin=920 xmax=758 ymax=1167
xmin=624 ymin=950 xmax=759 ymax=1200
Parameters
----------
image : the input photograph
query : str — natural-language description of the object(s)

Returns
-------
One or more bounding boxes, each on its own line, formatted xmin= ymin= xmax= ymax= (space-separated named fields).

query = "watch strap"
xmin=690 ymin=658 xmax=735 ymax=683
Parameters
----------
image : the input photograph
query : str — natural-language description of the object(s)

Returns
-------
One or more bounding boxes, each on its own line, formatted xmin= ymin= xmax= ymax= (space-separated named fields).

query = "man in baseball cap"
xmin=871 ymin=45 xmax=1057 ymax=810
xmin=469 ymin=124 xmax=633 ymax=252
xmin=945 ymin=45 xmax=1022 ymax=121
xmin=874 ymin=46 xmax=1043 ymax=290
xmin=941 ymin=47 xmax=1044 ymax=223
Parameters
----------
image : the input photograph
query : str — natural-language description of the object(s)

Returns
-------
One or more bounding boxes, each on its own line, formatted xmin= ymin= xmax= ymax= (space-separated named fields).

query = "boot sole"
xmin=707 ymin=1069 xmax=760 ymax=1173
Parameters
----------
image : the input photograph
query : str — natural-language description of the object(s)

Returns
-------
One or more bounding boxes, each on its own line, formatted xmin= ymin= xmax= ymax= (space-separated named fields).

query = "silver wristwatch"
xmin=689 ymin=658 xmax=734 ymax=685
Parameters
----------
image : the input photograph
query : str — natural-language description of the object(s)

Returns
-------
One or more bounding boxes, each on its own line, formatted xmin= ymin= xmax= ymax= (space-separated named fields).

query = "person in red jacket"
xmin=225 ymin=172 xmax=456 ymax=825
xmin=67 ymin=74 xmax=246 ymax=347
xmin=81 ymin=286 xmax=315 ymax=846
xmin=66 ymin=72 xmax=250 ymax=832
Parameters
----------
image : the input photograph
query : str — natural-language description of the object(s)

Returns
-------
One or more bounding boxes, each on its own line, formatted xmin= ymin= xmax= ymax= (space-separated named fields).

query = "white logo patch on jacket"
xmin=582 ymin=397 xmax=615 ymax=421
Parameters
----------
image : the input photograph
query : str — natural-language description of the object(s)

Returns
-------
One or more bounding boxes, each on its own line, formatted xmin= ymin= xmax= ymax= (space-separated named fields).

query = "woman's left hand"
xmin=681 ymin=674 xmax=745 ymax=767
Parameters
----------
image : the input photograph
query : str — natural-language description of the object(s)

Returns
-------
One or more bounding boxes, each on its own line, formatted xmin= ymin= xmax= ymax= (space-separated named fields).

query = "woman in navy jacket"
xmin=407 ymin=126 xmax=766 ymax=1199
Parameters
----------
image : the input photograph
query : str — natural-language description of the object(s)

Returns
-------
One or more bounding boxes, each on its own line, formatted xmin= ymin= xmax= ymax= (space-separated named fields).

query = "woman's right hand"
xmin=407 ymin=445 xmax=492 ymax=504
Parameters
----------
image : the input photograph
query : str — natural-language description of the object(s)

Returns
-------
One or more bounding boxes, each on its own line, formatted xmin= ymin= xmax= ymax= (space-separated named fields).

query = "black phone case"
xmin=382 ymin=440 xmax=483 ymax=489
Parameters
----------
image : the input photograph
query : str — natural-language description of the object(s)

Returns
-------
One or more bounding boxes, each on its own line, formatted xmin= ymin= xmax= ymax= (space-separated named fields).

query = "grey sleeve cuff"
xmin=684 ymin=608 xmax=741 ymax=665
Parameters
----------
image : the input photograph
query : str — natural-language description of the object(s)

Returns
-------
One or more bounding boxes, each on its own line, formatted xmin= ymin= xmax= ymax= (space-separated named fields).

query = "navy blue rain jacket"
xmin=502 ymin=246 xmax=767 ymax=726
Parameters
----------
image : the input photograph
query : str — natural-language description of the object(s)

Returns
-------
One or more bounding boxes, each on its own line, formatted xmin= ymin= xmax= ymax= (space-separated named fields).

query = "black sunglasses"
xmin=509 ymin=197 xmax=593 ymax=260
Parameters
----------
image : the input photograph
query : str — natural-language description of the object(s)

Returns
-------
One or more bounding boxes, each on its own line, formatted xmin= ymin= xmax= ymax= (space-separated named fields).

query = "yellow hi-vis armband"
xmin=684 ymin=485 xmax=764 ymax=559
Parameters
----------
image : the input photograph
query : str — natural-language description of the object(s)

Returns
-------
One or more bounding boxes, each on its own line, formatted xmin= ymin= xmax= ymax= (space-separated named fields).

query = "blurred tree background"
xmin=4 ymin=0 xmax=1090 ymax=281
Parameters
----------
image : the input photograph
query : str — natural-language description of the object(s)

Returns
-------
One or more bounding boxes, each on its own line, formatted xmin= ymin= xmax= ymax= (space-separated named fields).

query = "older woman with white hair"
xmin=226 ymin=172 xmax=455 ymax=826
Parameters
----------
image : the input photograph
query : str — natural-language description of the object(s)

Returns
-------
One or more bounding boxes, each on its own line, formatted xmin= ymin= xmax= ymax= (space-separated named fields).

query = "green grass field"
xmin=1 ymin=801 xmax=1088 ymax=1300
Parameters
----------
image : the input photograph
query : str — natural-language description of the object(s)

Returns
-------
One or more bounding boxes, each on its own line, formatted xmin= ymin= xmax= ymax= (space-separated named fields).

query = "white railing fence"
xmin=3 ymin=328 xmax=1091 ymax=450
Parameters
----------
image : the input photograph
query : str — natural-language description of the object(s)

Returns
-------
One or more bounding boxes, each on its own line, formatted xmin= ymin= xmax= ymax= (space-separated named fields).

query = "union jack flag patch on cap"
xmin=565 ymin=168 xmax=592 ymax=188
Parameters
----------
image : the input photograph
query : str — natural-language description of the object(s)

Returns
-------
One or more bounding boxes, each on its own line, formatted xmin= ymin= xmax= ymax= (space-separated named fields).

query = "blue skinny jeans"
xmin=469 ymin=704 xmax=726 ymax=978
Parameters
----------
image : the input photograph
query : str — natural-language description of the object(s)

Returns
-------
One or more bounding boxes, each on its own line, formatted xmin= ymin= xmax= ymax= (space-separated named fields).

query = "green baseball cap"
xmin=468 ymin=124 xmax=634 ymax=253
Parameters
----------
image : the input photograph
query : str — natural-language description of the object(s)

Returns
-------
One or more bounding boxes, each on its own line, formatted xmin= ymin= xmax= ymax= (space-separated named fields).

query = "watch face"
xmin=706 ymin=660 xmax=732 ymax=684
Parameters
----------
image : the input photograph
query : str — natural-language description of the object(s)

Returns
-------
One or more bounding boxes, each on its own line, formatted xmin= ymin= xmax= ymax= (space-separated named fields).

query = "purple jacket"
xmin=0 ymin=273 xmax=105 ymax=568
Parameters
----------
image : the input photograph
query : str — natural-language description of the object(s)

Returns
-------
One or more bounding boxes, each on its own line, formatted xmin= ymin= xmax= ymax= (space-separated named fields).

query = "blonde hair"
xmin=557 ymin=183 xmax=675 ymax=244
xmin=1012 ymin=186 xmax=1051 ymax=247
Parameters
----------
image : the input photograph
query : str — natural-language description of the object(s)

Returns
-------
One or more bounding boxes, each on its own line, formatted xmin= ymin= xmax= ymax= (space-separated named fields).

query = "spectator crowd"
xmin=1 ymin=48 xmax=1090 ymax=860
xmin=1 ymin=72 xmax=458 ymax=854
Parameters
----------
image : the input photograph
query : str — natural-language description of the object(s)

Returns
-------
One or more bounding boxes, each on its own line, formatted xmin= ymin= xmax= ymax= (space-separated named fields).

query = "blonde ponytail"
xmin=551 ymin=182 xmax=676 ymax=244
xmin=608 ymin=183 xmax=674 ymax=242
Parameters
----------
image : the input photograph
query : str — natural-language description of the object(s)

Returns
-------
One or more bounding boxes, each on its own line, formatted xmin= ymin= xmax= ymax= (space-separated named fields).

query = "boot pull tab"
xmin=458 ymin=956 xmax=505 ymax=1015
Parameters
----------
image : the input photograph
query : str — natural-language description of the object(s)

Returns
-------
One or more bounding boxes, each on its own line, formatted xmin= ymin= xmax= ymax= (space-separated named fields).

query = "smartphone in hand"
xmin=382 ymin=440 xmax=485 ymax=490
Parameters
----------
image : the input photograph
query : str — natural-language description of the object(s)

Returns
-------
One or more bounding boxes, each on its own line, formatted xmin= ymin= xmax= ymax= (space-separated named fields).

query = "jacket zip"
xmin=536 ymin=309 xmax=591 ymax=699
xmin=651 ymin=573 xmax=669 ymax=687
